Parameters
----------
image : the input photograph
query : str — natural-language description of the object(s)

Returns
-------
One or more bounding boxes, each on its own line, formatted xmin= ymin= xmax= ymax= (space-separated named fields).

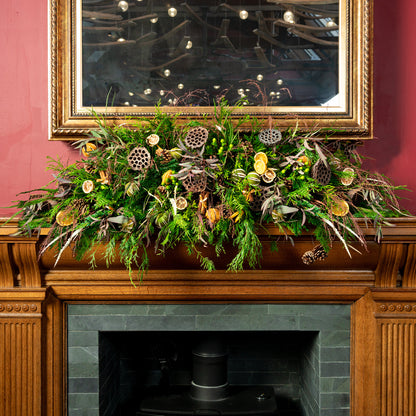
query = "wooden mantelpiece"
xmin=1 ymin=218 xmax=416 ymax=415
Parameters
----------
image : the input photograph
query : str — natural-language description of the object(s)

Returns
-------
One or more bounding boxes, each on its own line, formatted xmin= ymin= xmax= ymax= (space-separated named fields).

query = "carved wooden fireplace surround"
xmin=1 ymin=218 xmax=416 ymax=416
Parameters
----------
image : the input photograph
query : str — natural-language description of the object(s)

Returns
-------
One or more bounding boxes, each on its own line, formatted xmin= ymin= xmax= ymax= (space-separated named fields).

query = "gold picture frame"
xmin=49 ymin=0 xmax=372 ymax=140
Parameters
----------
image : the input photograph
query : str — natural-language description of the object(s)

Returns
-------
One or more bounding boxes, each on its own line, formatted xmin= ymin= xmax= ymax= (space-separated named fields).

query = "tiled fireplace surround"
xmin=68 ymin=304 xmax=351 ymax=416
xmin=2 ymin=218 xmax=416 ymax=416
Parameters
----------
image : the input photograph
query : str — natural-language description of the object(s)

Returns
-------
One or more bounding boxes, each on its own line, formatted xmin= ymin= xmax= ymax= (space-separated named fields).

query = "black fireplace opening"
xmin=99 ymin=330 xmax=320 ymax=416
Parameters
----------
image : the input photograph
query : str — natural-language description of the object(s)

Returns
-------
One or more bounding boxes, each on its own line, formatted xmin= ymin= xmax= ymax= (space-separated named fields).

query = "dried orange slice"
xmin=82 ymin=180 xmax=94 ymax=194
xmin=262 ymin=168 xmax=276 ymax=183
xmin=146 ymin=134 xmax=160 ymax=147
xmin=161 ymin=170 xmax=174 ymax=185
xmin=254 ymin=152 xmax=268 ymax=165
xmin=176 ymin=196 xmax=188 ymax=210
xmin=206 ymin=208 xmax=221 ymax=224
xmin=82 ymin=143 xmax=97 ymax=158
xmin=330 ymin=197 xmax=349 ymax=217
xmin=297 ymin=155 xmax=311 ymax=166
xmin=56 ymin=209 xmax=75 ymax=226
xmin=254 ymin=159 xmax=267 ymax=175
xmin=340 ymin=168 xmax=355 ymax=186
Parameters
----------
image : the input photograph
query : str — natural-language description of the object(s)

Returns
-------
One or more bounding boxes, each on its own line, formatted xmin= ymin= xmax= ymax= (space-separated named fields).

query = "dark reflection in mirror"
xmin=81 ymin=0 xmax=339 ymax=108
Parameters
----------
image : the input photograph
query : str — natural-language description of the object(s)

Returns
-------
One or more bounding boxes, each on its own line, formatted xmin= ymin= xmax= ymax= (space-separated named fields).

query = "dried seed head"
xmin=249 ymin=188 xmax=271 ymax=212
xmin=312 ymin=160 xmax=331 ymax=185
xmin=259 ymin=129 xmax=282 ymax=146
xmin=181 ymin=173 xmax=207 ymax=192
xmin=184 ymin=127 xmax=209 ymax=149
xmin=128 ymin=147 xmax=151 ymax=171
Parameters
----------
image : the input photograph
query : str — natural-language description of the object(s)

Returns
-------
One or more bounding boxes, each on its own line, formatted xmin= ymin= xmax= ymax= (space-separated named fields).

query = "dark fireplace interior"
xmin=99 ymin=331 xmax=319 ymax=416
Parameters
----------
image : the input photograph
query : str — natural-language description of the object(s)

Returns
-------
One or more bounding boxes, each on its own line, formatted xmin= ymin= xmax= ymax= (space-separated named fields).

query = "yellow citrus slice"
xmin=254 ymin=152 xmax=268 ymax=165
xmin=330 ymin=197 xmax=349 ymax=217
xmin=254 ymin=159 xmax=267 ymax=175
xmin=82 ymin=143 xmax=97 ymax=158
xmin=56 ymin=209 xmax=75 ymax=226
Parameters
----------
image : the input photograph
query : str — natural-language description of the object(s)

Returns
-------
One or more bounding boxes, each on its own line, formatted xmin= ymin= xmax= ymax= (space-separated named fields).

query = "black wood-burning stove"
xmin=137 ymin=336 xmax=278 ymax=416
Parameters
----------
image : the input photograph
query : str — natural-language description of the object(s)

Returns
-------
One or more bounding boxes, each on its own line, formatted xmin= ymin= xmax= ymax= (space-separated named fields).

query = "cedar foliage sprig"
xmin=7 ymin=100 xmax=408 ymax=279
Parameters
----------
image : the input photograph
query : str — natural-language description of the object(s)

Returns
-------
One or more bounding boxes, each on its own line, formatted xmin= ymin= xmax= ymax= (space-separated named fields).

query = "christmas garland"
xmin=8 ymin=101 xmax=406 ymax=279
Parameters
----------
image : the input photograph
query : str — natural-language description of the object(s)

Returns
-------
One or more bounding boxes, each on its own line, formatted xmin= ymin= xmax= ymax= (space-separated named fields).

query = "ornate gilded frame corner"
xmin=49 ymin=0 xmax=373 ymax=141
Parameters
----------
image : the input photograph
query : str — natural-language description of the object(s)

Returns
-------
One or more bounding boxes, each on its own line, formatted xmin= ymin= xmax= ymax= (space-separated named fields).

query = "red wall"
xmin=1 ymin=0 xmax=415 ymax=216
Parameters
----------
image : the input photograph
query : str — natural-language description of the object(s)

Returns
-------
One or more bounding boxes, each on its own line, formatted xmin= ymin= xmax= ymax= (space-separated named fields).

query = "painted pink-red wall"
xmin=1 ymin=0 xmax=415 ymax=216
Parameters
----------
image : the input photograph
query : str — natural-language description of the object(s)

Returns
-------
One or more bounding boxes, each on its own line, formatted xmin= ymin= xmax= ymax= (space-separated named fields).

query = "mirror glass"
xmin=79 ymin=0 xmax=343 ymax=110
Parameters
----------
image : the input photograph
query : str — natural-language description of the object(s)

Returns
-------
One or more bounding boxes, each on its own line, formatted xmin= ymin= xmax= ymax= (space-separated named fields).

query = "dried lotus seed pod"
xmin=312 ymin=160 xmax=331 ymax=185
xmin=249 ymin=188 xmax=271 ymax=212
xmin=181 ymin=173 xmax=207 ymax=192
xmin=184 ymin=127 xmax=209 ymax=149
xmin=128 ymin=147 xmax=151 ymax=171
xmin=259 ymin=129 xmax=282 ymax=146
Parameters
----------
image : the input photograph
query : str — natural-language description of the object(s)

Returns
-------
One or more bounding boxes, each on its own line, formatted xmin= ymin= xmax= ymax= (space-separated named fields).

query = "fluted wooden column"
xmin=375 ymin=296 xmax=416 ymax=416
xmin=0 ymin=233 xmax=46 ymax=416
xmin=0 ymin=291 xmax=45 ymax=416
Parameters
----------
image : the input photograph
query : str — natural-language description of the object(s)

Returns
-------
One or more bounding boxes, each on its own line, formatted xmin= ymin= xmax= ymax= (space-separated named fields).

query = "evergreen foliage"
xmin=8 ymin=101 xmax=407 ymax=279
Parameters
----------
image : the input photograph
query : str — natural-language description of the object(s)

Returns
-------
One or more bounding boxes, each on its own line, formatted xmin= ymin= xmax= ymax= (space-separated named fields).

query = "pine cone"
xmin=302 ymin=250 xmax=315 ymax=265
xmin=302 ymin=245 xmax=328 ymax=265
xmin=241 ymin=140 xmax=254 ymax=154
xmin=156 ymin=148 xmax=173 ymax=163
xmin=219 ymin=204 xmax=232 ymax=219
xmin=83 ymin=163 xmax=96 ymax=174
xmin=312 ymin=245 xmax=328 ymax=261
xmin=73 ymin=199 xmax=88 ymax=217
xmin=157 ymin=185 xmax=167 ymax=195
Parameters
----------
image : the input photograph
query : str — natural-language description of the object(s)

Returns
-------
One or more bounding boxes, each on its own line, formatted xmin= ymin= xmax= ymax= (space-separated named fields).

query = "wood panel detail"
xmin=351 ymin=291 xmax=379 ymax=416
xmin=12 ymin=241 xmax=41 ymax=288
xmin=402 ymin=243 xmax=416 ymax=288
xmin=42 ymin=292 xmax=64 ymax=416
xmin=0 ymin=242 xmax=14 ymax=287
xmin=0 ymin=319 xmax=42 ymax=416
xmin=379 ymin=320 xmax=416 ymax=416
xmin=375 ymin=244 xmax=404 ymax=288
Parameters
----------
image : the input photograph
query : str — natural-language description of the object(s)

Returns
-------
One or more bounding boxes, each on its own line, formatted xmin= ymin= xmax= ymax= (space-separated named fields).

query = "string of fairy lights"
xmin=82 ymin=1 xmax=339 ymax=107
